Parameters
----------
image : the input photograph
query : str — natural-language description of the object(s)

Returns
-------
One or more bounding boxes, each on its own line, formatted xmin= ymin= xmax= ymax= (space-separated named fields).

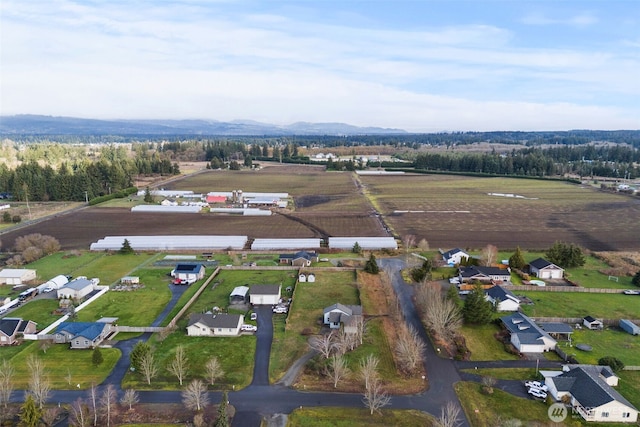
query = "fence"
xmin=532 ymin=317 xmax=640 ymax=327
xmin=167 ymin=267 xmax=221 ymax=329
xmin=115 ymin=326 xmax=165 ymax=333
xmin=504 ymin=285 xmax=624 ymax=294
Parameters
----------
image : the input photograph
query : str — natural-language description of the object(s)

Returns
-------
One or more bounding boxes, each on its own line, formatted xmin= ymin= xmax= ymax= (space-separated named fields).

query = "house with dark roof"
xmin=249 ymin=284 xmax=281 ymax=305
xmin=544 ymin=365 xmax=638 ymax=423
xmin=501 ymin=312 xmax=557 ymax=353
xmin=529 ymin=258 xmax=564 ymax=279
xmin=186 ymin=313 xmax=243 ymax=337
xmin=0 ymin=318 xmax=37 ymax=346
xmin=279 ymin=251 xmax=319 ymax=267
xmin=171 ymin=264 xmax=205 ymax=283
xmin=323 ymin=303 xmax=363 ymax=334
xmin=538 ymin=322 xmax=575 ymax=342
xmin=485 ymin=285 xmax=520 ymax=311
xmin=440 ymin=248 xmax=469 ymax=265
xmin=54 ymin=321 xmax=114 ymax=349
xmin=459 ymin=266 xmax=511 ymax=283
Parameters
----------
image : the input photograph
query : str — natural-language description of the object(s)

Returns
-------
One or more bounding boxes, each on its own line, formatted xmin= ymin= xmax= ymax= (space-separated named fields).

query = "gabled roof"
xmin=538 ymin=322 xmax=574 ymax=334
xmin=324 ymin=303 xmax=352 ymax=316
xmin=174 ymin=264 xmax=204 ymax=273
xmin=485 ymin=285 xmax=519 ymax=303
xmin=441 ymin=248 xmax=466 ymax=259
xmin=230 ymin=286 xmax=249 ymax=298
xmin=62 ymin=279 xmax=93 ymax=291
xmin=553 ymin=366 xmax=637 ymax=410
xmin=0 ymin=318 xmax=22 ymax=336
xmin=501 ymin=312 xmax=555 ymax=346
xmin=250 ymin=284 xmax=281 ymax=296
xmin=460 ymin=265 xmax=510 ymax=278
xmin=529 ymin=258 xmax=563 ymax=270
xmin=279 ymin=251 xmax=317 ymax=261
xmin=188 ymin=313 xmax=242 ymax=329
xmin=56 ymin=322 xmax=109 ymax=341
xmin=584 ymin=315 xmax=601 ymax=323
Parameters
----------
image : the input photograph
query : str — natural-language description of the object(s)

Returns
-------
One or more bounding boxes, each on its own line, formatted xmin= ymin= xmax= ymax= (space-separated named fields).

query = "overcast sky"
xmin=1 ymin=0 xmax=639 ymax=132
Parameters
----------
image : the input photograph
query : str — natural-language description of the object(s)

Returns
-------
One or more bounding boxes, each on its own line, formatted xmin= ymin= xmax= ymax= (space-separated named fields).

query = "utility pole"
xmin=84 ymin=191 xmax=88 ymax=203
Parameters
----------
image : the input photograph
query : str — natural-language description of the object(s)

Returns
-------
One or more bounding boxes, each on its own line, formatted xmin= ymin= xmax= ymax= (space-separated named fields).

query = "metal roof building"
xmin=131 ymin=205 xmax=202 ymax=213
xmin=251 ymin=238 xmax=322 ymax=250
xmin=328 ymin=237 xmax=397 ymax=250
xmin=90 ymin=235 xmax=248 ymax=251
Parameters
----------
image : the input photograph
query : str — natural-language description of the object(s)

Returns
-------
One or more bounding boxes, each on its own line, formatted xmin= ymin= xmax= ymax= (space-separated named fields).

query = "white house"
xmin=485 ymin=285 xmax=520 ymax=312
xmin=323 ymin=303 xmax=363 ymax=334
xmin=545 ymin=365 xmax=638 ymax=423
xmin=249 ymin=284 xmax=281 ymax=305
xmin=440 ymin=248 xmax=469 ymax=265
xmin=529 ymin=258 xmax=564 ymax=279
xmin=459 ymin=266 xmax=511 ymax=283
xmin=186 ymin=313 xmax=243 ymax=337
xmin=501 ymin=312 xmax=557 ymax=353
xmin=583 ymin=316 xmax=604 ymax=330
xmin=0 ymin=269 xmax=37 ymax=285
xmin=57 ymin=278 xmax=96 ymax=300
xmin=171 ymin=264 xmax=205 ymax=283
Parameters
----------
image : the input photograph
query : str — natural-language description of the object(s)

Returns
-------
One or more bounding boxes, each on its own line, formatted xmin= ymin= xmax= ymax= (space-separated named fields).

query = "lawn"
xmin=7 ymin=299 xmax=61 ymax=329
xmin=555 ymin=328 xmax=640 ymax=366
xmin=618 ymin=371 xmax=640 ymax=410
xmin=287 ymin=407 xmax=435 ymax=427
xmin=461 ymin=367 xmax=538 ymax=381
xmin=519 ymin=292 xmax=640 ymax=319
xmin=565 ymin=256 xmax=633 ymax=289
xmin=24 ymin=251 xmax=105 ymax=282
xmin=74 ymin=252 xmax=159 ymax=285
xmin=455 ymin=381 xmax=552 ymax=426
xmin=459 ymin=323 xmax=519 ymax=361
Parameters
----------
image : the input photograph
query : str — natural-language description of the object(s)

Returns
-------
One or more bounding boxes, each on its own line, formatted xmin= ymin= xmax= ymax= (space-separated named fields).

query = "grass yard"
xmin=555 ymin=328 xmax=640 ymax=366
xmin=565 ymin=255 xmax=633 ymax=289
xmin=287 ymin=407 xmax=435 ymax=427
xmin=618 ymin=371 xmax=640 ymax=409
xmin=74 ymin=252 xmax=159 ymax=285
xmin=6 ymin=342 xmax=120 ymax=389
xmin=459 ymin=323 xmax=519 ymax=361
xmin=24 ymin=251 xmax=105 ymax=282
xmin=7 ymin=299 xmax=61 ymax=329
xmin=454 ymin=381 xmax=553 ymax=426
xmin=461 ymin=367 xmax=538 ymax=381
xmin=519 ymin=292 xmax=640 ymax=319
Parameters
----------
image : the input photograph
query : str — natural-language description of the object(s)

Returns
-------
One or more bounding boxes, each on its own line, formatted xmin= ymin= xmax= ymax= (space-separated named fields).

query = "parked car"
xmin=241 ymin=324 xmax=257 ymax=332
xmin=623 ymin=290 xmax=640 ymax=295
xmin=449 ymin=277 xmax=460 ymax=284
xmin=250 ymin=312 xmax=257 ymax=321
xmin=273 ymin=305 xmax=288 ymax=314
xmin=524 ymin=381 xmax=548 ymax=392
xmin=528 ymin=388 xmax=547 ymax=399
xmin=458 ymin=290 xmax=471 ymax=295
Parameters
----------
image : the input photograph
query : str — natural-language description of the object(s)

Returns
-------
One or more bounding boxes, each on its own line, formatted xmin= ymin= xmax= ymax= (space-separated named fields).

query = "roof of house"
xmin=501 ymin=312 xmax=555 ymax=347
xmin=0 ymin=318 xmax=22 ymax=336
xmin=323 ymin=303 xmax=363 ymax=316
xmin=485 ymin=285 xmax=520 ymax=303
xmin=279 ymin=251 xmax=317 ymax=261
xmin=250 ymin=284 xmax=281 ymax=295
xmin=174 ymin=264 xmax=204 ymax=273
xmin=56 ymin=322 xmax=109 ymax=341
xmin=552 ymin=366 xmax=636 ymax=410
xmin=529 ymin=258 xmax=562 ymax=270
xmin=538 ymin=322 xmax=574 ymax=334
xmin=62 ymin=278 xmax=93 ymax=291
xmin=188 ymin=313 xmax=242 ymax=329
xmin=460 ymin=265 xmax=511 ymax=278
xmin=441 ymin=248 xmax=466 ymax=259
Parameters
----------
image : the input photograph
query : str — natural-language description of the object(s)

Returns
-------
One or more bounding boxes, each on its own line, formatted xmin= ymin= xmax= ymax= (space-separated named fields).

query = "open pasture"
xmin=361 ymin=174 xmax=640 ymax=251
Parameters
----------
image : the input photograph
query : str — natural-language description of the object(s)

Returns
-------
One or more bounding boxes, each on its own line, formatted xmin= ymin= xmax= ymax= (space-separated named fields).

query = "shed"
xmin=620 ymin=319 xmax=640 ymax=336
xmin=583 ymin=316 xmax=604 ymax=330
xmin=249 ymin=284 xmax=281 ymax=305
xmin=0 ymin=269 xmax=37 ymax=285
xmin=121 ymin=276 xmax=140 ymax=285
xmin=529 ymin=258 xmax=564 ymax=279
xmin=307 ymin=273 xmax=315 ymax=283
xmin=230 ymin=286 xmax=249 ymax=304
xmin=298 ymin=274 xmax=306 ymax=283
xmin=171 ymin=264 xmax=205 ymax=282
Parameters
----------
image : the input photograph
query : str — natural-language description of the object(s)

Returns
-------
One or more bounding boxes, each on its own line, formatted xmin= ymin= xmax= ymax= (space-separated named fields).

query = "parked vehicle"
xmin=527 ymin=388 xmax=547 ymax=399
xmin=18 ymin=288 xmax=38 ymax=301
xmin=623 ymin=290 xmax=640 ymax=295
xmin=272 ymin=305 xmax=288 ymax=314
xmin=524 ymin=381 xmax=548 ymax=392
xmin=241 ymin=324 xmax=257 ymax=332
xmin=250 ymin=312 xmax=257 ymax=321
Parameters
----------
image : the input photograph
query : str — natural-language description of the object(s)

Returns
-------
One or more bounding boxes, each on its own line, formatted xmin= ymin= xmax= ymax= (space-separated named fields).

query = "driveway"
xmin=251 ymin=305 xmax=274 ymax=386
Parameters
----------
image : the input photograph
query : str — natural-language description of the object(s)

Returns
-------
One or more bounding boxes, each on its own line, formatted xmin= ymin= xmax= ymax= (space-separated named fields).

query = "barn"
xmin=249 ymin=284 xmax=281 ymax=305
xmin=0 ymin=269 xmax=37 ymax=285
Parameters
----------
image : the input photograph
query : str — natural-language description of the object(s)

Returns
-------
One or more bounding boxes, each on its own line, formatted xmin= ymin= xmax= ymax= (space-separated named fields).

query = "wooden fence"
xmin=167 ymin=267 xmax=220 ymax=329
xmin=532 ymin=317 xmax=640 ymax=327
xmin=504 ymin=285 xmax=625 ymax=294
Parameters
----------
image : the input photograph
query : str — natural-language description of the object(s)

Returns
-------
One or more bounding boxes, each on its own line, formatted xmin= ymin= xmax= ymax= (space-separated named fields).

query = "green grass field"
xmin=287 ymin=407 xmax=435 ymax=427
xmin=519 ymin=292 xmax=640 ymax=319
xmin=459 ymin=323 xmax=519 ymax=361
xmin=556 ymin=328 xmax=640 ymax=366
xmin=7 ymin=299 xmax=61 ymax=329
xmin=461 ymin=367 xmax=538 ymax=381
xmin=24 ymin=251 xmax=105 ymax=282
xmin=565 ymin=256 xmax=634 ymax=289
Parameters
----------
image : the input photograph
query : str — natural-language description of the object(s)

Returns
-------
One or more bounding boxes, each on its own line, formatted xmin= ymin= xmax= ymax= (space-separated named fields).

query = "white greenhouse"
xmin=90 ymin=235 xmax=248 ymax=251
xmin=328 ymin=237 xmax=398 ymax=250
xmin=251 ymin=239 xmax=322 ymax=250
xmin=131 ymin=205 xmax=202 ymax=213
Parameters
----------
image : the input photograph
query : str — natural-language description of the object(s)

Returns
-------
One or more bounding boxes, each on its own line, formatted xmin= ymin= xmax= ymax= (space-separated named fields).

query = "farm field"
xmin=519 ymin=291 xmax=640 ymax=319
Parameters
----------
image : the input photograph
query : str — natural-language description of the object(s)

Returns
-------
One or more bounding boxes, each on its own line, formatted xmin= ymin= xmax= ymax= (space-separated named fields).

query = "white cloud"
xmin=521 ymin=11 xmax=598 ymax=27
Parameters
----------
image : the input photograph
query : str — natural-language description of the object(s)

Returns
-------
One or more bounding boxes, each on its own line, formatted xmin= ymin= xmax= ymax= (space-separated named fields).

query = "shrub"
xmin=598 ymin=356 xmax=624 ymax=372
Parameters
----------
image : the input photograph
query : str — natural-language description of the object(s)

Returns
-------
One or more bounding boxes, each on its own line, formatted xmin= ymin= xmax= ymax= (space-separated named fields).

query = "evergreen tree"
xmin=130 ymin=342 xmax=152 ymax=371
xmin=364 ymin=253 xmax=379 ymax=274
xmin=508 ymin=246 xmax=526 ymax=270
xmin=143 ymin=187 xmax=153 ymax=203
xmin=92 ymin=347 xmax=104 ymax=366
xmin=632 ymin=271 xmax=640 ymax=288
xmin=598 ymin=356 xmax=625 ymax=373
xmin=119 ymin=239 xmax=134 ymax=255
xmin=445 ymin=285 xmax=460 ymax=304
xmin=352 ymin=242 xmax=361 ymax=254
xmin=462 ymin=283 xmax=493 ymax=324
xmin=19 ymin=395 xmax=42 ymax=427
xmin=2 ymin=211 xmax=10 ymax=223
xmin=545 ymin=241 xmax=585 ymax=268
xmin=214 ymin=391 xmax=229 ymax=427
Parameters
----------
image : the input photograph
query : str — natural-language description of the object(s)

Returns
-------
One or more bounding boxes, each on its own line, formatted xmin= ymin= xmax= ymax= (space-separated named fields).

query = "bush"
xmin=598 ymin=356 xmax=625 ymax=372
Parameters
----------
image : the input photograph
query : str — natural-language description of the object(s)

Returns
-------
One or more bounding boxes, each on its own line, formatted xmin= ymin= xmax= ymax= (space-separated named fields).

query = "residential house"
xmin=544 ymin=365 xmax=638 ymax=423
xmin=529 ymin=258 xmax=564 ymax=279
xmin=584 ymin=316 xmax=604 ymax=330
xmin=323 ymin=303 xmax=363 ymax=334
xmin=0 ymin=269 xmax=37 ymax=285
xmin=0 ymin=318 xmax=37 ymax=346
xmin=279 ymin=251 xmax=319 ymax=267
xmin=57 ymin=278 xmax=96 ymax=300
xmin=440 ymin=248 xmax=469 ymax=265
xmin=249 ymin=284 xmax=281 ymax=305
xmin=54 ymin=321 xmax=115 ymax=349
xmin=229 ymin=286 xmax=249 ymax=304
xmin=186 ymin=313 xmax=243 ymax=337
xmin=459 ymin=266 xmax=511 ymax=283
xmin=171 ymin=264 xmax=206 ymax=283
xmin=501 ymin=312 xmax=557 ymax=353
xmin=485 ymin=285 xmax=520 ymax=311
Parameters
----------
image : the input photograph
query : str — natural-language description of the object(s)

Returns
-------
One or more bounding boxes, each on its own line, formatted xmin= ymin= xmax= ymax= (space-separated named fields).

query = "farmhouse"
xmin=57 ymin=278 xmax=96 ymax=300
xmin=187 ymin=313 xmax=243 ymax=337
xmin=501 ymin=312 xmax=557 ymax=353
xmin=54 ymin=320 xmax=115 ymax=349
xmin=323 ymin=303 xmax=363 ymax=334
xmin=0 ymin=318 xmax=37 ymax=346
xmin=583 ymin=316 xmax=604 ymax=330
xmin=485 ymin=285 xmax=520 ymax=311
xmin=230 ymin=286 xmax=249 ymax=304
xmin=544 ymin=365 xmax=638 ymax=423
xmin=279 ymin=251 xmax=319 ymax=266
xmin=459 ymin=266 xmax=511 ymax=283
xmin=171 ymin=264 xmax=205 ymax=283
xmin=0 ymin=269 xmax=37 ymax=285
xmin=440 ymin=248 xmax=469 ymax=265
xmin=529 ymin=258 xmax=564 ymax=279
xmin=249 ymin=284 xmax=281 ymax=305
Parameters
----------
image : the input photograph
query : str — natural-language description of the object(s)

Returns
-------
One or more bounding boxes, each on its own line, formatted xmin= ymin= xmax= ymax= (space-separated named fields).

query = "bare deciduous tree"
xmin=39 ymin=339 xmax=52 ymax=354
xmin=417 ymin=239 xmax=430 ymax=251
xmin=69 ymin=398 xmax=91 ymax=427
xmin=359 ymin=354 xmax=379 ymax=391
xmin=139 ymin=351 xmax=158 ymax=385
xmin=182 ymin=379 xmax=209 ymax=412
xmin=434 ymin=401 xmax=462 ymax=427
xmin=394 ymin=324 xmax=425 ymax=375
xmin=65 ymin=368 xmax=73 ymax=386
xmin=26 ymin=354 xmax=50 ymax=409
xmin=334 ymin=330 xmax=357 ymax=355
xmin=100 ymin=384 xmax=117 ymax=427
xmin=120 ymin=389 xmax=139 ymax=411
xmin=42 ymin=406 xmax=61 ymax=426
xmin=362 ymin=378 xmax=391 ymax=415
xmin=415 ymin=282 xmax=462 ymax=342
xmin=89 ymin=383 xmax=98 ymax=427
xmin=205 ymin=357 xmax=224 ymax=387
xmin=482 ymin=376 xmax=497 ymax=394
xmin=402 ymin=234 xmax=416 ymax=263
xmin=167 ymin=345 xmax=189 ymax=385
xmin=0 ymin=359 xmax=14 ymax=412
xmin=309 ymin=331 xmax=336 ymax=359
xmin=330 ymin=354 xmax=349 ymax=388
xmin=481 ymin=244 xmax=498 ymax=267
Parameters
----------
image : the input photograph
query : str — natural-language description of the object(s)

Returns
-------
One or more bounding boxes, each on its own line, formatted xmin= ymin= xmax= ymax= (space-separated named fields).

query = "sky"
xmin=1 ymin=0 xmax=639 ymax=132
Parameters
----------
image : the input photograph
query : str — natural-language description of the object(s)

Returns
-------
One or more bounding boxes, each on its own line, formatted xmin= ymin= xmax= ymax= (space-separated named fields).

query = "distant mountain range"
xmin=0 ymin=115 xmax=406 ymax=136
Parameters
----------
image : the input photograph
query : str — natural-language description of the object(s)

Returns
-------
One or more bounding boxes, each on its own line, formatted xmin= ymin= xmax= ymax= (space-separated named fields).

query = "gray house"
xmin=54 ymin=321 xmax=114 ymax=349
